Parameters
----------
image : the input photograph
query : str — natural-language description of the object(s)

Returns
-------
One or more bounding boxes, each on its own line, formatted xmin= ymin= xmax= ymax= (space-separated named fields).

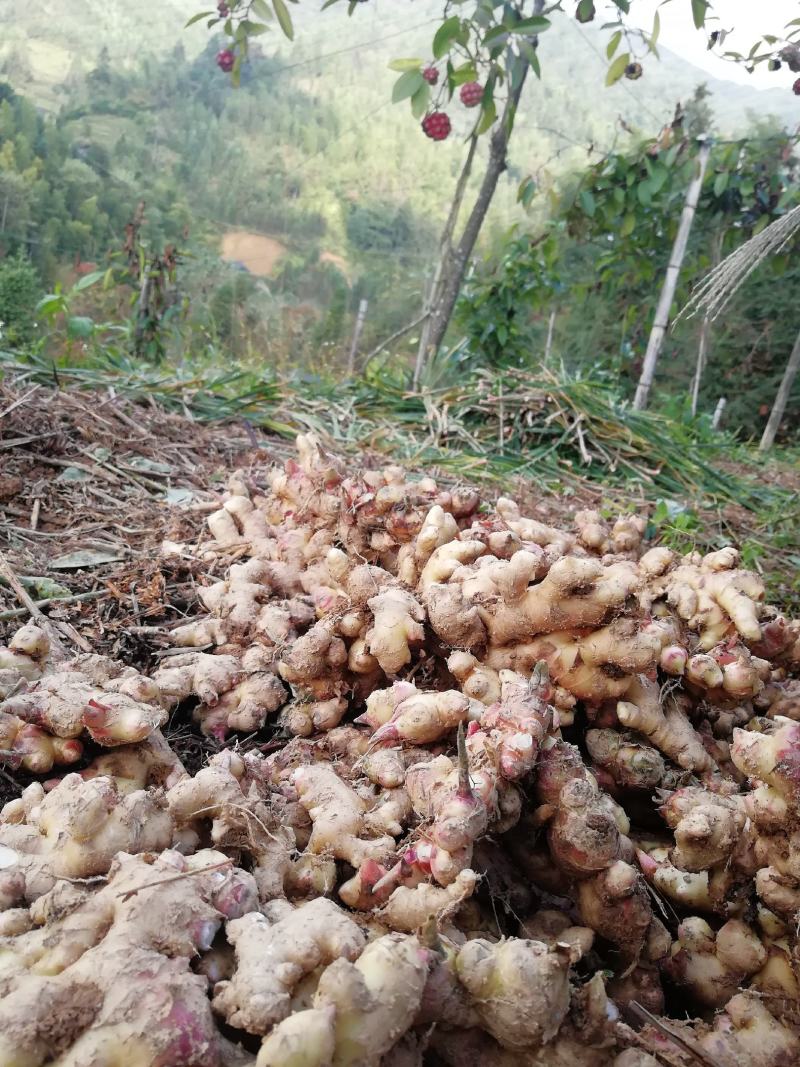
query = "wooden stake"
xmin=544 ymin=308 xmax=556 ymax=366
xmin=634 ymin=141 xmax=711 ymax=411
xmin=760 ymin=324 xmax=800 ymax=451
xmin=347 ymin=298 xmax=369 ymax=376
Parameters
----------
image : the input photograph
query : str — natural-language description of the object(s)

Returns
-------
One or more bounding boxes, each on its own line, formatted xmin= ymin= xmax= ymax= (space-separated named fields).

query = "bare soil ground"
xmin=220 ymin=231 xmax=287 ymax=276
xmin=2 ymin=374 xmax=797 ymax=804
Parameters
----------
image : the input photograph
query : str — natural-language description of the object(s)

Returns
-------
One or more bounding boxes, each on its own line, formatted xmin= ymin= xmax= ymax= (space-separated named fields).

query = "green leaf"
xmin=576 ymin=0 xmax=595 ymax=25
xmin=512 ymin=16 xmax=551 ymax=33
xmin=650 ymin=9 xmax=660 ymax=50
xmin=518 ymin=176 xmax=537 ymax=209
xmin=605 ymin=52 xmax=630 ymax=85
xmin=36 ymin=294 xmax=65 ymax=317
xmin=272 ymin=0 xmax=294 ymax=39
xmin=67 ymin=316 xmax=94 ymax=338
xmin=476 ymin=98 xmax=497 ymax=135
xmin=606 ymin=30 xmax=622 ymax=59
xmin=483 ymin=25 xmax=510 ymax=48
xmin=751 ymin=214 xmax=770 ymax=235
xmin=637 ymin=181 xmax=653 ymax=206
xmin=73 ymin=270 xmax=106 ymax=291
xmin=691 ymin=0 xmax=708 ymax=30
xmin=611 ymin=0 xmax=630 ymax=11
xmin=648 ymin=164 xmax=668 ymax=193
xmin=713 ymin=172 xmax=729 ymax=197
xmin=0 ymin=574 xmax=72 ymax=602
xmin=518 ymin=39 xmax=541 ymax=78
xmin=507 ymin=51 xmax=526 ymax=93
xmin=392 ymin=70 xmax=424 ymax=103
xmin=433 ymin=15 xmax=462 ymax=59
xmin=580 ymin=189 xmax=596 ymax=217
xmin=621 ymin=212 xmax=636 ymax=236
xmin=410 ymin=82 xmax=430 ymax=119
xmin=252 ymin=0 xmax=273 ymax=18
xmin=185 ymin=10 xmax=214 ymax=27
xmin=450 ymin=63 xmax=479 ymax=86
xmin=388 ymin=58 xmax=424 ymax=72
xmin=240 ymin=20 xmax=269 ymax=35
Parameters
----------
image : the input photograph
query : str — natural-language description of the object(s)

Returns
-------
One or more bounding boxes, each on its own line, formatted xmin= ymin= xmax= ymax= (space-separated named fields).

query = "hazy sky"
xmin=614 ymin=0 xmax=800 ymax=89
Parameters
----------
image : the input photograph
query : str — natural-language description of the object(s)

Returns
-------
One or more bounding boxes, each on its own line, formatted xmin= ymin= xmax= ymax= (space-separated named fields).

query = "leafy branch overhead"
xmin=196 ymin=1 xmax=800 ymax=105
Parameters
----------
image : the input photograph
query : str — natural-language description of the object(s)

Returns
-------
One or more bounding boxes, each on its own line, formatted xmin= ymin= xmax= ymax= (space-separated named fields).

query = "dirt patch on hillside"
xmin=220 ymin=231 xmax=287 ymax=276
xmin=319 ymin=250 xmax=350 ymax=279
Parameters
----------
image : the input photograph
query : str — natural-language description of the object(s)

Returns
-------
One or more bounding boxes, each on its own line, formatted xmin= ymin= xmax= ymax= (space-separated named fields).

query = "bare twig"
xmin=628 ymin=1001 xmax=723 ymax=1067
xmin=0 ymin=549 xmax=68 ymax=660
xmin=365 ymin=312 xmax=429 ymax=365
xmin=0 ymin=385 xmax=39 ymax=420
xmin=0 ymin=590 xmax=107 ymax=623
xmin=117 ymin=859 xmax=233 ymax=901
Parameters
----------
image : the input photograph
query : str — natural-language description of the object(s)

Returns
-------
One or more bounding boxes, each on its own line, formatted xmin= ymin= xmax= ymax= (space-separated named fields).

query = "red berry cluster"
xmin=459 ymin=81 xmax=483 ymax=108
xmin=217 ymin=49 xmax=235 ymax=73
xmin=794 ymin=77 xmax=800 ymax=96
xmin=421 ymin=111 xmax=452 ymax=141
xmin=418 ymin=71 xmax=486 ymax=142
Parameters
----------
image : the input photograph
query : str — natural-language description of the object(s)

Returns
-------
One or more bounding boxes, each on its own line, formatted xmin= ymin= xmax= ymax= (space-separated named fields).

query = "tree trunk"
xmin=423 ymin=67 xmax=531 ymax=362
xmin=414 ymin=135 xmax=478 ymax=387
xmin=633 ymin=141 xmax=711 ymax=411
xmin=760 ymin=324 xmax=800 ymax=451
xmin=414 ymin=0 xmax=545 ymax=383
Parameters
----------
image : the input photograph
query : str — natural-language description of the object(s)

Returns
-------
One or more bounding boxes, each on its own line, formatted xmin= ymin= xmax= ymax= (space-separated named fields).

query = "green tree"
xmin=0 ymin=254 xmax=41 ymax=345
xmin=203 ymin=2 xmax=800 ymax=380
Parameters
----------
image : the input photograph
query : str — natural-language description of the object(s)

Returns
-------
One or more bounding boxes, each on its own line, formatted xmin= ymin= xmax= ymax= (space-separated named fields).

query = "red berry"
xmin=217 ymin=49 xmax=235 ymax=73
xmin=794 ymin=77 xmax=800 ymax=95
xmin=421 ymin=111 xmax=451 ymax=141
xmin=460 ymin=81 xmax=483 ymax=108
xmin=422 ymin=66 xmax=439 ymax=85
xmin=217 ymin=1 xmax=229 ymax=14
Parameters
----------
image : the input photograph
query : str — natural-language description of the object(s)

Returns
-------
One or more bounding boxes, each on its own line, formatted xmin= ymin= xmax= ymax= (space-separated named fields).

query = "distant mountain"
xmin=2 ymin=0 xmax=796 ymax=133
xmin=0 ymin=0 xmax=204 ymax=107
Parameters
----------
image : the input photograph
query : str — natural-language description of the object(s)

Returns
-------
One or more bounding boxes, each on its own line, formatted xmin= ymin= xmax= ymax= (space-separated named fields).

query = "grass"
xmin=1 ymin=345 xmax=792 ymax=515
xmin=3 ymin=343 xmax=798 ymax=612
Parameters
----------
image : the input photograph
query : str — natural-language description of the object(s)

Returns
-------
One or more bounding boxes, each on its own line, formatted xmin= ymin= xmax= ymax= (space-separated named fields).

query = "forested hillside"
xmin=1 ymin=0 xmax=799 ymax=434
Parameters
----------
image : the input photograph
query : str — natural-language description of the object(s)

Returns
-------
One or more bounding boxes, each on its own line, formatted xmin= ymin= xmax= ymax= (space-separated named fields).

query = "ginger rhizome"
xmin=1 ymin=432 xmax=799 ymax=1067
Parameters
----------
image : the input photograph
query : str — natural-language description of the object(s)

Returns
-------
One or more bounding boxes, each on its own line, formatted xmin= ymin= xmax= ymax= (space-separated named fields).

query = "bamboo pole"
xmin=634 ymin=141 xmax=711 ymax=411
xmin=760 ymin=324 xmax=800 ymax=451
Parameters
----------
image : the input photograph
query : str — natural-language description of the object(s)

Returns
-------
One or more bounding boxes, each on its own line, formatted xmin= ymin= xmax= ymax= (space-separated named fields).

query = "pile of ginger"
xmin=1 ymin=432 xmax=800 ymax=1067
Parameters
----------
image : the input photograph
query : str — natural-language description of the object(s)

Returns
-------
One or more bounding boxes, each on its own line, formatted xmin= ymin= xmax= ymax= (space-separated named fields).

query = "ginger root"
xmin=213 ymin=897 xmax=366 ymax=1035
